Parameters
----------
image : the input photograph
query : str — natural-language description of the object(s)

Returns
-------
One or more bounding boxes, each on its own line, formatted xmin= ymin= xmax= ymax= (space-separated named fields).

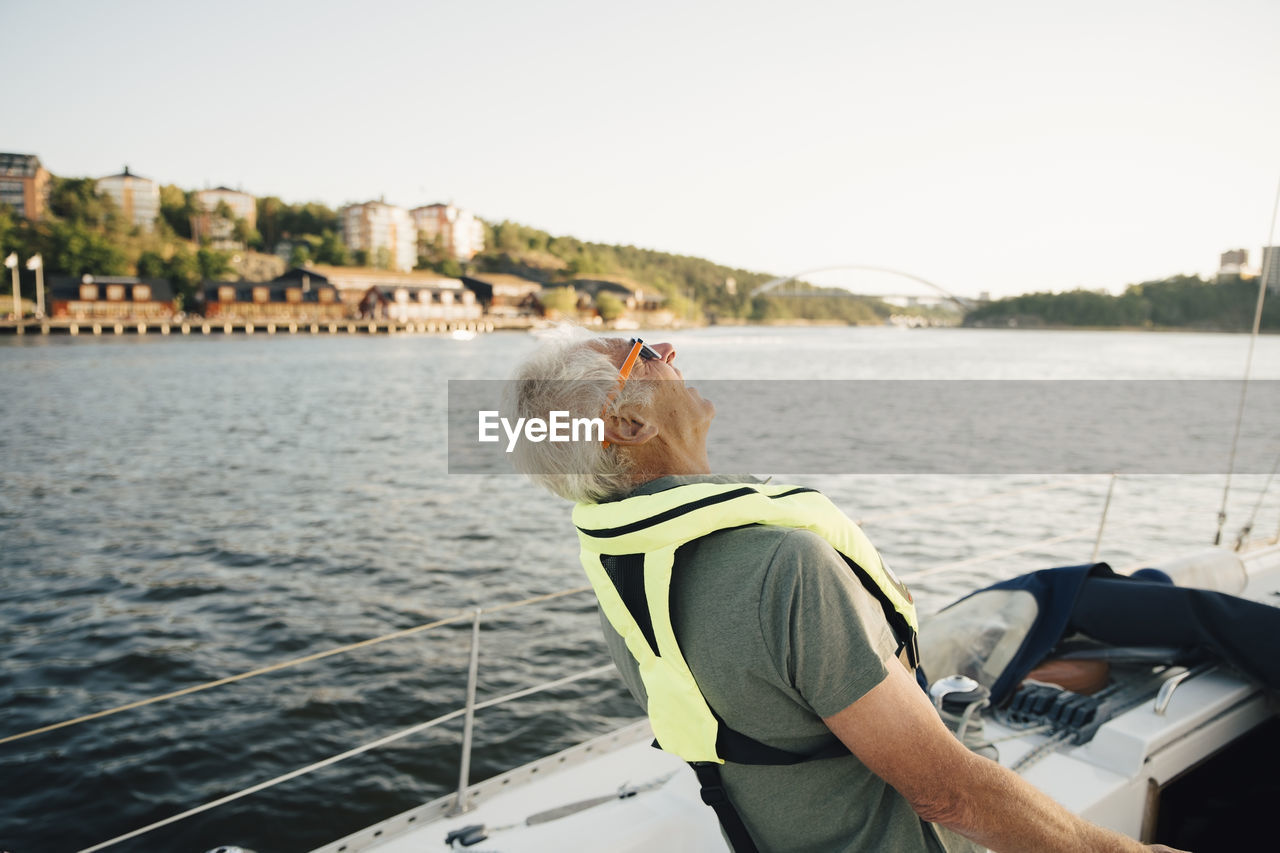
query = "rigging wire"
xmin=1215 ymin=175 xmax=1280 ymax=546
xmin=1235 ymin=450 xmax=1280 ymax=550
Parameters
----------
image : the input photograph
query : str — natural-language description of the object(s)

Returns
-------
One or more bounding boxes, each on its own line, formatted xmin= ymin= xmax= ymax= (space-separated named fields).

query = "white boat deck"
xmin=313 ymin=720 xmax=724 ymax=852
xmin=314 ymin=543 xmax=1280 ymax=852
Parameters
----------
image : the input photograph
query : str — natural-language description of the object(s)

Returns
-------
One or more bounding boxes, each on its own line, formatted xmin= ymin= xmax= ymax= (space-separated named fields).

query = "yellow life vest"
xmin=574 ymin=481 xmax=919 ymax=764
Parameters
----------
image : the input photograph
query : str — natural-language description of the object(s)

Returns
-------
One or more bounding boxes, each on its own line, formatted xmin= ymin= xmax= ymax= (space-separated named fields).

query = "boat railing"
xmin=72 ymin=588 xmax=609 ymax=853
xmin=7 ymin=474 xmax=1271 ymax=852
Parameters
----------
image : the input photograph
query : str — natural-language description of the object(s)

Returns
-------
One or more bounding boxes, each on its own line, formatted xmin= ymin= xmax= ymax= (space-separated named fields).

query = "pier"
xmin=0 ymin=318 xmax=523 ymax=337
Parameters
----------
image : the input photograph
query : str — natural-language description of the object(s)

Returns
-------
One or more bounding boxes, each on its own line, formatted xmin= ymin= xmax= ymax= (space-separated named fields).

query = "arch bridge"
xmin=752 ymin=265 xmax=975 ymax=310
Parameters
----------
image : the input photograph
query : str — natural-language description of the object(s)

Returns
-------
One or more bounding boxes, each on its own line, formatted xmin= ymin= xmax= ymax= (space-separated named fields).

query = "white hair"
xmin=508 ymin=331 xmax=654 ymax=504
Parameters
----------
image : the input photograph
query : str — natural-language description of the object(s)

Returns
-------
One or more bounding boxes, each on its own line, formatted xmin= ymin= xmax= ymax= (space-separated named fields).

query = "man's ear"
xmin=602 ymin=410 xmax=659 ymax=446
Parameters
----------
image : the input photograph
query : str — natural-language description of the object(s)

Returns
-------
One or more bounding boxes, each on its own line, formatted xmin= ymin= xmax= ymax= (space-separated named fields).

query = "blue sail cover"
xmin=924 ymin=561 xmax=1280 ymax=705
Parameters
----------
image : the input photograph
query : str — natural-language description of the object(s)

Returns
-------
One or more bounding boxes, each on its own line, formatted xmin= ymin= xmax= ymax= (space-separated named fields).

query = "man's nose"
xmin=651 ymin=342 xmax=676 ymax=362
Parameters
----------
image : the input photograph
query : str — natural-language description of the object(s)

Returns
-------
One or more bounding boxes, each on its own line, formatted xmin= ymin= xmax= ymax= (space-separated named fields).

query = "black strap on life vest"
xmin=691 ymin=761 xmax=761 ymax=853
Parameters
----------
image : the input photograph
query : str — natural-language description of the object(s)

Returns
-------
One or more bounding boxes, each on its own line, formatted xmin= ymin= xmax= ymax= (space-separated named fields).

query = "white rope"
xmin=77 ymin=663 xmax=615 ymax=853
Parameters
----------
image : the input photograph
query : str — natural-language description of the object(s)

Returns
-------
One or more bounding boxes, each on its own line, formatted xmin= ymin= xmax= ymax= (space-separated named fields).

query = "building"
xmin=197 ymin=267 xmax=345 ymax=320
xmin=357 ymin=281 xmax=480 ymax=324
xmin=339 ymin=201 xmax=417 ymax=272
xmin=192 ymin=187 xmax=257 ymax=248
xmin=0 ymin=153 xmax=51 ymax=220
xmin=303 ymin=264 xmax=476 ymax=311
xmin=1218 ymin=249 xmax=1249 ymax=278
xmin=1263 ymin=247 xmax=1280 ymax=294
xmin=48 ymin=275 xmax=175 ymax=320
xmin=411 ymin=203 xmax=485 ymax=261
xmin=571 ymin=276 xmax=668 ymax=312
xmin=95 ymin=166 xmax=160 ymax=231
xmin=461 ymin=273 xmax=545 ymax=317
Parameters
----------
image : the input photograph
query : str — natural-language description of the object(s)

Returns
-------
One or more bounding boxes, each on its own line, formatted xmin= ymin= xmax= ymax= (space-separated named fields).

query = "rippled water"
xmin=2 ymin=327 xmax=1278 ymax=852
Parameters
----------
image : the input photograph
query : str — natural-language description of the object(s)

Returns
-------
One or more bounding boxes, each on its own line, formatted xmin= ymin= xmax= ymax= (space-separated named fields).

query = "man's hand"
xmin=822 ymin=662 xmax=1182 ymax=853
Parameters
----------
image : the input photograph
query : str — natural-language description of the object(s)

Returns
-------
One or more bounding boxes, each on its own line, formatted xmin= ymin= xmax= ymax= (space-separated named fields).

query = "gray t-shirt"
xmin=598 ymin=475 xmax=980 ymax=852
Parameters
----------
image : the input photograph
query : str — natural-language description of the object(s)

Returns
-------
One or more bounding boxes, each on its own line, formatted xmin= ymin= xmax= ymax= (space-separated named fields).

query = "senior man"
xmin=510 ymin=336 xmax=1183 ymax=853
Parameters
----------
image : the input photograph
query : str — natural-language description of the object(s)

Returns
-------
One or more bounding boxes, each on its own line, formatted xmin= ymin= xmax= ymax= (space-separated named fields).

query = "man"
xmin=510 ymin=335 xmax=1184 ymax=853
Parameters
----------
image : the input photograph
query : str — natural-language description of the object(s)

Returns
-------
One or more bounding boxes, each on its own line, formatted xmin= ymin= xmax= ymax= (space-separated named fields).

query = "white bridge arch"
xmin=752 ymin=265 xmax=974 ymax=309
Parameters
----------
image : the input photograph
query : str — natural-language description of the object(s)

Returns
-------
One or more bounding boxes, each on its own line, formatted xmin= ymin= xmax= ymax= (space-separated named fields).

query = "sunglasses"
xmin=601 ymin=338 xmax=662 ymax=447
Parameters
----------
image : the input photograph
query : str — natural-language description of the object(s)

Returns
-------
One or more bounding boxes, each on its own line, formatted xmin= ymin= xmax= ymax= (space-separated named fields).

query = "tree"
xmin=596 ymin=290 xmax=626 ymax=322
xmin=314 ymin=229 xmax=349 ymax=265
xmin=289 ymin=244 xmax=311 ymax=267
xmin=542 ymin=286 xmax=578 ymax=317
xmin=257 ymin=196 xmax=286 ymax=248
xmin=373 ymin=246 xmax=392 ymax=270
xmin=48 ymin=177 xmax=125 ymax=234
xmin=38 ymin=220 xmax=128 ymax=277
xmin=197 ymin=247 xmax=232 ymax=280
xmin=159 ymin=184 xmax=197 ymax=238
xmin=164 ymin=248 xmax=201 ymax=305
xmin=0 ymin=204 xmax=16 ymax=255
xmin=136 ymin=250 xmax=166 ymax=278
xmin=233 ymin=216 xmax=262 ymax=248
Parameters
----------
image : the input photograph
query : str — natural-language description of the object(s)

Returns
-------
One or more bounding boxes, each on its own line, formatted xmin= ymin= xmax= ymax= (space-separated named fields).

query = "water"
xmin=2 ymin=327 xmax=1278 ymax=852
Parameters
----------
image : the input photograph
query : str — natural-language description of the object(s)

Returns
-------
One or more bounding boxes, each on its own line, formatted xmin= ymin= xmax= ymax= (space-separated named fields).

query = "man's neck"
xmin=628 ymin=443 xmax=712 ymax=483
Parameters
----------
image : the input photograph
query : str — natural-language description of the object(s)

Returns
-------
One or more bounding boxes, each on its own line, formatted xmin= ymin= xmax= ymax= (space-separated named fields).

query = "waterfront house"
xmin=197 ymin=267 xmax=345 ymax=321
xmin=461 ymin=273 xmax=544 ymax=317
xmin=339 ymin=201 xmax=417 ymax=272
xmin=357 ymin=280 xmax=480 ymax=323
xmin=94 ymin=166 xmax=160 ymax=231
xmin=0 ymin=153 xmax=51 ymax=221
xmin=303 ymin=264 xmax=478 ymax=314
xmin=410 ymin=203 xmax=486 ymax=261
xmin=49 ymin=275 xmax=176 ymax=320
xmin=570 ymin=276 xmax=668 ymax=313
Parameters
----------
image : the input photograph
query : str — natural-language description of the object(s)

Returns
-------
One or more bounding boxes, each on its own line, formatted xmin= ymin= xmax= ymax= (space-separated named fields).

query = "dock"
xmin=0 ymin=318 xmax=528 ymax=337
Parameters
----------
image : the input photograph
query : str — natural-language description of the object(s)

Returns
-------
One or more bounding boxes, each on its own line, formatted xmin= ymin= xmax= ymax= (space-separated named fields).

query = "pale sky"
xmin=6 ymin=0 xmax=1278 ymax=298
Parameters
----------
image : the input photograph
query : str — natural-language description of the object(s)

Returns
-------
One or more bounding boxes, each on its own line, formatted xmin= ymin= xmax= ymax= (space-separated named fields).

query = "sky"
xmin=6 ymin=0 xmax=1279 ymax=298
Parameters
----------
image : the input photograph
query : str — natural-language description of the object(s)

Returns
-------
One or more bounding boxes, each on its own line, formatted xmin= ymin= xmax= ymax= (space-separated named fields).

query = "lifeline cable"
xmin=0 ymin=585 xmax=593 ymax=746
xmin=76 ymin=663 xmax=616 ymax=853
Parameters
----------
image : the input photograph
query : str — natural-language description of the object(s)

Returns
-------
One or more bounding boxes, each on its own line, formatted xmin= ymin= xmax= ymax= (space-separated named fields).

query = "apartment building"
xmin=411 ymin=203 xmax=485 ymax=261
xmin=1263 ymin=247 xmax=1280 ymax=294
xmin=0 ymin=153 xmax=51 ymax=220
xmin=95 ymin=166 xmax=160 ymax=230
xmin=340 ymin=201 xmax=417 ymax=272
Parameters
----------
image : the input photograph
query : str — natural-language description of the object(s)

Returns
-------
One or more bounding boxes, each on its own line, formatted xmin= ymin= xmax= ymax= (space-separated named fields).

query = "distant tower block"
xmin=1262 ymin=247 xmax=1280 ymax=294
xmin=1217 ymin=248 xmax=1249 ymax=281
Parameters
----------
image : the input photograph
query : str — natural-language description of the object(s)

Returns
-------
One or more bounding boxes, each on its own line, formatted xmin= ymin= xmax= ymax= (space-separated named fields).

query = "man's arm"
xmin=822 ymin=662 xmax=1185 ymax=853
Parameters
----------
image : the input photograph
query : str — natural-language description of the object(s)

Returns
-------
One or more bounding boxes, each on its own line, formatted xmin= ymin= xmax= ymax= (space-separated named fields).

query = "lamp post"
xmin=25 ymin=253 xmax=44 ymax=318
xmin=4 ymin=252 xmax=18 ymax=322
